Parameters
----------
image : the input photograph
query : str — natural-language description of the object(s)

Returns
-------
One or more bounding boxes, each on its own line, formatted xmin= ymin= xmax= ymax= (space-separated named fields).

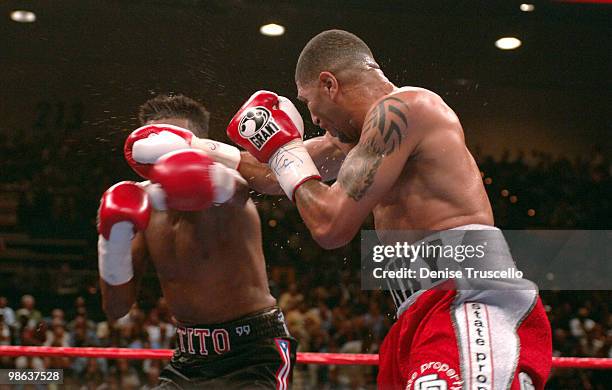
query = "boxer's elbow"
xmin=104 ymin=307 xmax=129 ymax=322
xmin=311 ymin=219 xmax=358 ymax=250
xmin=102 ymin=300 xmax=130 ymax=321
xmin=313 ymin=234 xmax=349 ymax=250
xmin=100 ymin=279 xmax=134 ymax=320
xmin=303 ymin=190 xmax=361 ymax=249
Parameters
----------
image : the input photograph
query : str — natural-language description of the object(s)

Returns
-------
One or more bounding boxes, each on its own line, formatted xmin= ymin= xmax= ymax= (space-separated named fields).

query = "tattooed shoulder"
xmin=362 ymin=96 xmax=409 ymax=154
xmin=337 ymin=96 xmax=410 ymax=201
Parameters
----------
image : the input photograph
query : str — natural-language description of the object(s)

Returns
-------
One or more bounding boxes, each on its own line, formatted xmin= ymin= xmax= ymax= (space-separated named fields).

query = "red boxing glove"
xmin=98 ymin=182 xmax=151 ymax=240
xmin=97 ymin=181 xmax=151 ymax=285
xmin=227 ymin=91 xmax=320 ymax=200
xmin=124 ymin=124 xmax=194 ymax=178
xmin=149 ymin=149 xmax=242 ymax=211
xmin=227 ymin=91 xmax=303 ymax=162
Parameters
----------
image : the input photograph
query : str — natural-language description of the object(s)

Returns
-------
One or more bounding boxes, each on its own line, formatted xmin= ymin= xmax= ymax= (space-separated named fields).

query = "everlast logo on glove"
xmin=238 ymin=106 xmax=280 ymax=150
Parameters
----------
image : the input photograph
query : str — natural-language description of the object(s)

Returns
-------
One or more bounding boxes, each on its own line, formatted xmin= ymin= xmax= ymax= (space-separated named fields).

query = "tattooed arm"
xmin=294 ymin=94 xmax=419 ymax=249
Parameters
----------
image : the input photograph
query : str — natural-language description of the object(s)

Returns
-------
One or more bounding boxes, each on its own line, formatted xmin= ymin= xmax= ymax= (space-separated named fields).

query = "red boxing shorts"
xmin=377 ymin=282 xmax=551 ymax=390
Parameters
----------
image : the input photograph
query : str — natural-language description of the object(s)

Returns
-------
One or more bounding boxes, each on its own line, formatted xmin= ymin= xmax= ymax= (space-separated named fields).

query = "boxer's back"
xmin=143 ymin=198 xmax=276 ymax=325
xmin=372 ymin=87 xmax=493 ymax=232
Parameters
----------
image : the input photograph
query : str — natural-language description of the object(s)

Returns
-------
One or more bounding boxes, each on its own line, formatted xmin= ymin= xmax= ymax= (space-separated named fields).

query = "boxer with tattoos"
xmin=224 ymin=31 xmax=552 ymax=390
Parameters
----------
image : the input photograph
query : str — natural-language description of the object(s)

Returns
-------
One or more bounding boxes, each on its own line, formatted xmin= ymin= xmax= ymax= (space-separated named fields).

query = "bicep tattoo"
xmin=337 ymin=97 xmax=409 ymax=201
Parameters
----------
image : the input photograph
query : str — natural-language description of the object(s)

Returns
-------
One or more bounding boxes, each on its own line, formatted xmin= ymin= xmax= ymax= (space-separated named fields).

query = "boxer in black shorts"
xmin=157 ymin=307 xmax=293 ymax=389
xmin=97 ymin=95 xmax=296 ymax=389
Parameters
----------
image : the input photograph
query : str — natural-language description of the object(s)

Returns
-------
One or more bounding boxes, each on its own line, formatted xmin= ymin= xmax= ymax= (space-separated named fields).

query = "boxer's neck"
xmin=345 ymin=70 xmax=396 ymax=130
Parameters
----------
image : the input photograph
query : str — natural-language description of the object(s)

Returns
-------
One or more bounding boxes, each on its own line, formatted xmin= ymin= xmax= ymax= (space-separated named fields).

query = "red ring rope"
xmin=0 ymin=346 xmax=610 ymax=369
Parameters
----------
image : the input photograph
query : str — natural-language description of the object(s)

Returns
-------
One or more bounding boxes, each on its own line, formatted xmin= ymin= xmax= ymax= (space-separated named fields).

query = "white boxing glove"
xmin=125 ymin=124 xmax=242 ymax=179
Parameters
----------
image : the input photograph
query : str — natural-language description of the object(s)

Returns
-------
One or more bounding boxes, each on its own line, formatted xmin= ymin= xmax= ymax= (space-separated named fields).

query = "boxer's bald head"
xmin=295 ymin=29 xmax=379 ymax=87
xmin=139 ymin=94 xmax=210 ymax=137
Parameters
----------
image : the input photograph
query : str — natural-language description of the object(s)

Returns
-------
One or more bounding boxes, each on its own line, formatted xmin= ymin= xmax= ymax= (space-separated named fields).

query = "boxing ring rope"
xmin=1 ymin=346 xmax=611 ymax=369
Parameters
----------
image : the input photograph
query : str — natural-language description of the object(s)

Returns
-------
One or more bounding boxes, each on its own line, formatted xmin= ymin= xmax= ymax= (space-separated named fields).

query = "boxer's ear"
xmin=318 ymin=71 xmax=339 ymax=100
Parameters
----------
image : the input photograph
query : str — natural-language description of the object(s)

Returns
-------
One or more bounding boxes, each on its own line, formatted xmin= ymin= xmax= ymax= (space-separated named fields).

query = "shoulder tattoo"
xmin=337 ymin=97 xmax=409 ymax=201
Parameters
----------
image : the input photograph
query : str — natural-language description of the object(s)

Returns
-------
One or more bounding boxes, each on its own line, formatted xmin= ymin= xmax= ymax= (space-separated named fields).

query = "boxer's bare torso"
xmin=365 ymin=87 xmax=492 ymax=232
xmin=141 ymin=200 xmax=276 ymax=325
xmin=100 ymin=118 xmax=275 ymax=325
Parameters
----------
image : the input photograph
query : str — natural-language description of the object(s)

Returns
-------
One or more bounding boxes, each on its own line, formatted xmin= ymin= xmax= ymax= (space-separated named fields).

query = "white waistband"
xmin=450 ymin=224 xmax=499 ymax=231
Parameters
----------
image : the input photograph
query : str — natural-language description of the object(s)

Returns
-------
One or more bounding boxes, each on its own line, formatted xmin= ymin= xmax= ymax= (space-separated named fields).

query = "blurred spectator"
xmin=145 ymin=309 xmax=174 ymax=350
xmin=83 ymin=358 xmax=107 ymax=387
xmin=54 ymin=263 xmax=79 ymax=297
xmin=118 ymin=358 xmax=141 ymax=389
xmin=279 ymin=283 xmax=304 ymax=312
xmin=579 ymin=325 xmax=605 ymax=358
xmin=0 ymin=314 xmax=10 ymax=345
xmin=70 ymin=316 xmax=97 ymax=347
xmin=141 ymin=363 xmax=161 ymax=390
xmin=43 ymin=321 xmax=71 ymax=369
xmin=570 ymin=307 xmax=596 ymax=339
xmin=45 ymin=320 xmax=70 ymax=347
xmin=0 ymin=297 xmax=15 ymax=327
xmin=97 ymin=320 xmax=112 ymax=347
xmin=0 ymin=313 xmax=11 ymax=367
xmin=15 ymin=295 xmax=42 ymax=325
xmin=49 ymin=308 xmax=66 ymax=326
xmin=14 ymin=318 xmax=46 ymax=370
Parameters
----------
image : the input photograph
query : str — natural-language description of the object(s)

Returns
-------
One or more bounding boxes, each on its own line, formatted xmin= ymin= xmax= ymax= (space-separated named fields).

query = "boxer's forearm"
xmin=235 ymin=137 xmax=344 ymax=195
xmin=99 ymin=233 xmax=148 ymax=320
xmin=295 ymin=180 xmax=361 ymax=249
xmin=237 ymin=152 xmax=284 ymax=195
xmin=100 ymin=279 xmax=138 ymax=320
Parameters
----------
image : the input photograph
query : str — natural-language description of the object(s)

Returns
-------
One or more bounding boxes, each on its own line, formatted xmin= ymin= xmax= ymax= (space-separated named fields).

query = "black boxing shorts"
xmin=155 ymin=307 xmax=297 ymax=390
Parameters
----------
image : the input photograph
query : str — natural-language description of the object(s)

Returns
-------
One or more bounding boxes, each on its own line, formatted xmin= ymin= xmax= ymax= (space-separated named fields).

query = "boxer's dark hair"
xmin=295 ymin=29 xmax=378 ymax=86
xmin=139 ymin=94 xmax=210 ymax=137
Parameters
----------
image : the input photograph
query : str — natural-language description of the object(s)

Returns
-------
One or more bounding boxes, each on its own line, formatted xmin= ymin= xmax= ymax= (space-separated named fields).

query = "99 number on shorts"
xmin=0 ymin=369 xmax=63 ymax=384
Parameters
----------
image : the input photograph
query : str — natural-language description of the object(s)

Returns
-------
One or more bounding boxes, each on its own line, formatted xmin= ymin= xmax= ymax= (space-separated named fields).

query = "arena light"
xmin=495 ymin=37 xmax=522 ymax=50
xmin=10 ymin=10 xmax=36 ymax=23
xmin=260 ymin=23 xmax=285 ymax=37
xmin=520 ymin=3 xmax=535 ymax=12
